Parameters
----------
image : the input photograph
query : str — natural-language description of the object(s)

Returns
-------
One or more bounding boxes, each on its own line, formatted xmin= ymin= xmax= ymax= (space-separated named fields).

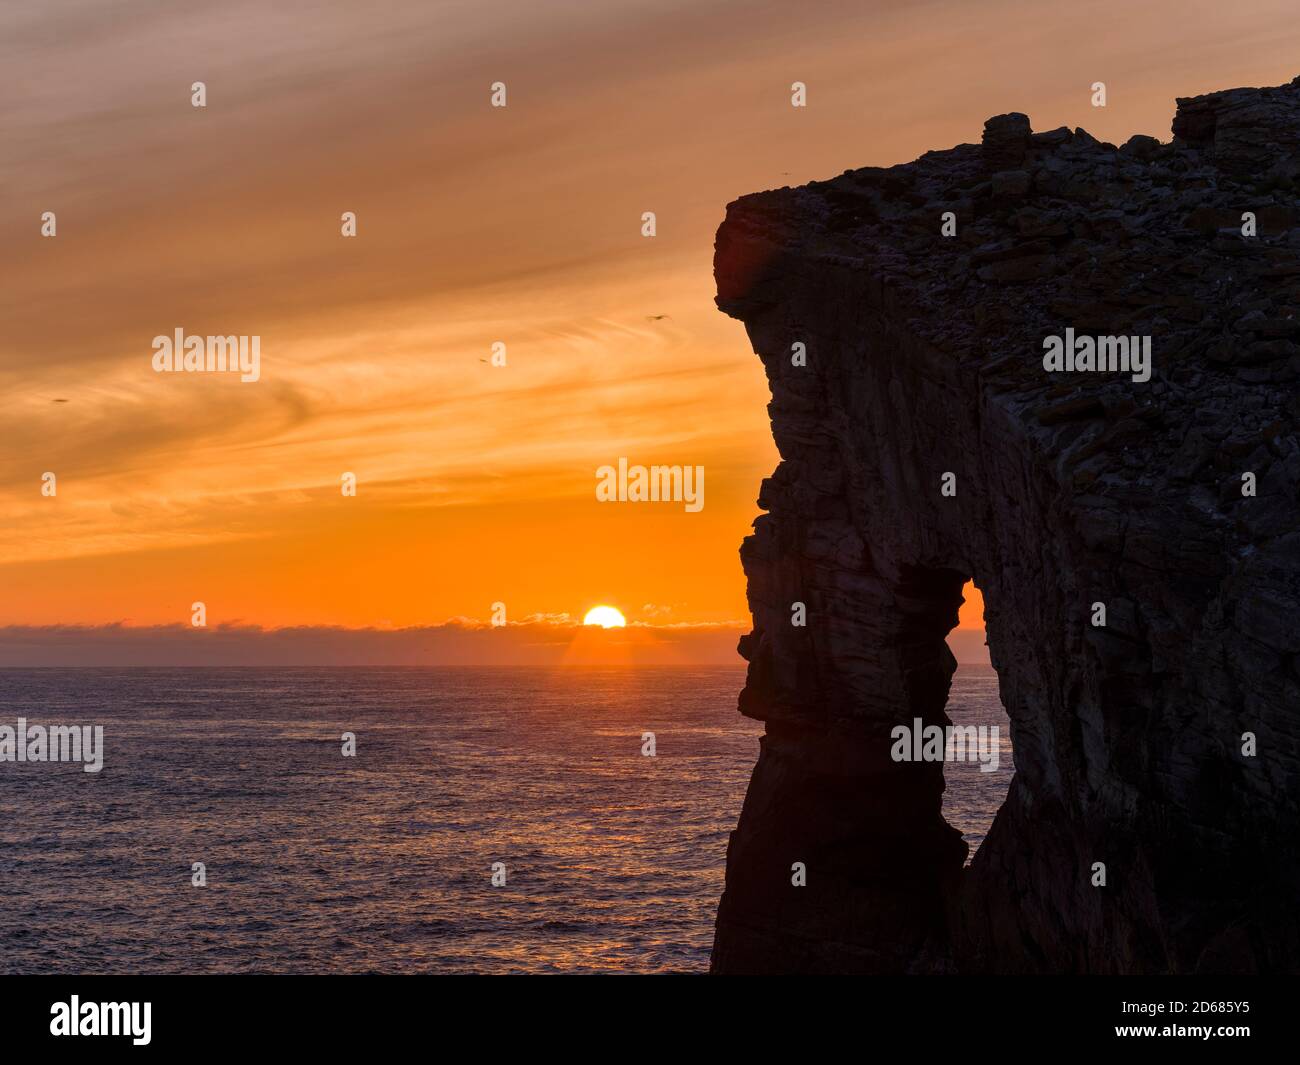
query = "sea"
xmin=0 ymin=664 xmax=1009 ymax=974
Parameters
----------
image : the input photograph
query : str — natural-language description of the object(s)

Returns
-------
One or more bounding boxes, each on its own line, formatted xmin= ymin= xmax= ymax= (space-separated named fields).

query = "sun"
xmin=582 ymin=605 xmax=627 ymax=629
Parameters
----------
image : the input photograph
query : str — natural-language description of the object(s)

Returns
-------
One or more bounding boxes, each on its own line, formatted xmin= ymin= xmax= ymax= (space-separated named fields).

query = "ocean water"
xmin=942 ymin=665 xmax=1015 ymax=859
xmin=0 ymin=665 xmax=1008 ymax=974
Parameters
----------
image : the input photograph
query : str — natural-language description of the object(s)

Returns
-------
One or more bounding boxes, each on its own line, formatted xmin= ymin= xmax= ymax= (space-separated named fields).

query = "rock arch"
xmin=710 ymin=76 xmax=1300 ymax=974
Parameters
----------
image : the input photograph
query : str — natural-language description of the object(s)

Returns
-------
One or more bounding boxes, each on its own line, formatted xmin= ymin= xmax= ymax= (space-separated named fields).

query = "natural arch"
xmin=710 ymin=77 xmax=1300 ymax=974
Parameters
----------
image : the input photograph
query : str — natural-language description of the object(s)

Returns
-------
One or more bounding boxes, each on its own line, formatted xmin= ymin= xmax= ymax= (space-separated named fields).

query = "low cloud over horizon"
xmin=0 ymin=617 xmax=991 ymax=667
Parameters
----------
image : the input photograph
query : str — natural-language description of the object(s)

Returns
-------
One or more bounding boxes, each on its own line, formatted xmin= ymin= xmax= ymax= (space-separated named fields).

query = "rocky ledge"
xmin=712 ymin=76 xmax=1300 ymax=973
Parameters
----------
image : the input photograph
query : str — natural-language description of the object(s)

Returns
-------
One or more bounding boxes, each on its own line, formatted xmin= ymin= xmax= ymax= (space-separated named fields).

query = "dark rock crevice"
xmin=712 ymin=76 xmax=1300 ymax=974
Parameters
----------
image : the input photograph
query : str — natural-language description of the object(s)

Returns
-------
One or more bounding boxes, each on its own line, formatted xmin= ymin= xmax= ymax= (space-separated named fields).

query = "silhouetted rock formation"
xmin=711 ymin=76 xmax=1300 ymax=974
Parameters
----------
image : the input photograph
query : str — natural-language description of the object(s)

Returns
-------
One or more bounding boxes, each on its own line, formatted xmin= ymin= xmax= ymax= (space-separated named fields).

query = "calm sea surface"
xmin=0 ymin=665 xmax=1008 ymax=973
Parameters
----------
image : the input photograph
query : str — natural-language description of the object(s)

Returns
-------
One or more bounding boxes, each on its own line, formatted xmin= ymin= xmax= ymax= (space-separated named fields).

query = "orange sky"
xmin=3 ymin=1 xmax=1297 ymax=654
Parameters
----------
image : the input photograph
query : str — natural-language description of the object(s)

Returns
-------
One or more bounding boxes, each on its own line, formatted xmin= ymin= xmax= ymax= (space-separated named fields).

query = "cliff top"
xmin=715 ymin=74 xmax=1300 ymax=537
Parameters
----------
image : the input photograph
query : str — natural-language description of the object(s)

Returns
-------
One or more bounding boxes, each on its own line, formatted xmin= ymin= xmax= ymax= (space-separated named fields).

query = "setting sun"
xmin=582 ymin=606 xmax=627 ymax=628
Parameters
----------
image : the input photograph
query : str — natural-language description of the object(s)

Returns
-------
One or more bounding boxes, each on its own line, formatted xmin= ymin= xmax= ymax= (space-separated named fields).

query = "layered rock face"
xmin=712 ymin=77 xmax=1300 ymax=974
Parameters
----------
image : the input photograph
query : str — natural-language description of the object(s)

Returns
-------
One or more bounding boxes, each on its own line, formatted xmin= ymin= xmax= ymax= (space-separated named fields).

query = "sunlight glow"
xmin=582 ymin=605 xmax=627 ymax=628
